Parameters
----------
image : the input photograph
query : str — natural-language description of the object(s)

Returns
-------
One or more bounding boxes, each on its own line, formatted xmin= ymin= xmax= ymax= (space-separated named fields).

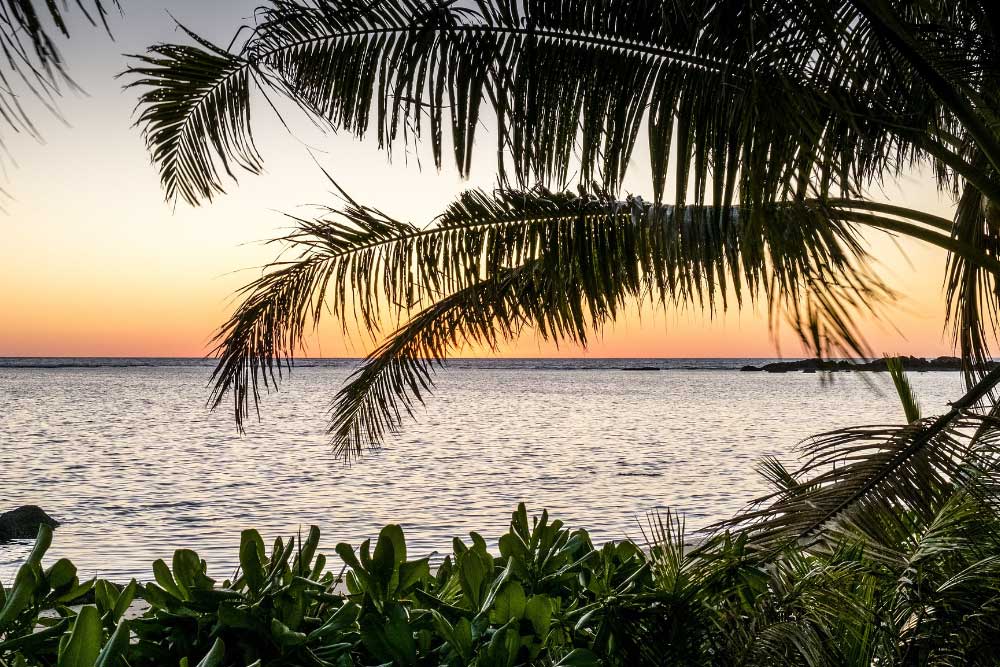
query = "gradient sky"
xmin=0 ymin=2 xmax=962 ymax=359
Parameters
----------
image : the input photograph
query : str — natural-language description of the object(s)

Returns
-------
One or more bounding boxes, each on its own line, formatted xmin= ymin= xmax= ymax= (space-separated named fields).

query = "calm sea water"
xmin=0 ymin=358 xmax=965 ymax=582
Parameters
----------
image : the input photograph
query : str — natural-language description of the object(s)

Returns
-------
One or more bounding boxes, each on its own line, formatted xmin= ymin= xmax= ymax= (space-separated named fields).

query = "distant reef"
xmin=740 ymin=356 xmax=995 ymax=374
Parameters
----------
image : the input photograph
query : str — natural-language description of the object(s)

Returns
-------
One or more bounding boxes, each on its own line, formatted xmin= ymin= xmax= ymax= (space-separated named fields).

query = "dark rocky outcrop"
xmin=0 ymin=506 xmax=59 ymax=542
xmin=740 ymin=356 xmax=997 ymax=373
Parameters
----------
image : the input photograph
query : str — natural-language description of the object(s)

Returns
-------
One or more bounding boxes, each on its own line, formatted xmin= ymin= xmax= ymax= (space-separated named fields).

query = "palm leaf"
xmin=885 ymin=356 xmax=921 ymax=424
xmin=0 ymin=0 xmax=120 ymax=157
xmin=327 ymin=261 xmax=549 ymax=458
xmin=127 ymin=27 xmax=262 ymax=205
xmin=732 ymin=365 xmax=1000 ymax=548
xmin=211 ymin=187 xmax=907 ymax=452
xmin=126 ymin=0 xmax=975 ymax=209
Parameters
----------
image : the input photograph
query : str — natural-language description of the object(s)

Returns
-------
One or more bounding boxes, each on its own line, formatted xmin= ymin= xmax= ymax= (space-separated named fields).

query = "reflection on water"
xmin=0 ymin=359 xmax=965 ymax=581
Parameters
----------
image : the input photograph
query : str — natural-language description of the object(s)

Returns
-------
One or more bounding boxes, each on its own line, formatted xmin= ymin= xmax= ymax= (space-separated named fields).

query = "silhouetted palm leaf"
xmin=732 ymin=365 xmax=1000 ymax=548
xmin=211 ymin=187 xmax=915 ymax=453
xmin=0 ymin=0 xmax=119 ymax=149
xmin=128 ymin=0 xmax=993 ymax=210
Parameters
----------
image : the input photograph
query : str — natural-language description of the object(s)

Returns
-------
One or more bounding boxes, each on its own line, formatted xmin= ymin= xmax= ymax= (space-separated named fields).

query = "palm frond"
xmin=212 ymin=187 xmax=900 ymax=450
xmin=886 ymin=356 xmax=921 ymax=424
xmin=126 ymin=0 xmax=969 ymax=209
xmin=127 ymin=28 xmax=262 ymax=205
xmin=944 ymin=169 xmax=1000 ymax=385
xmin=328 ymin=260 xmax=597 ymax=458
xmin=732 ymin=365 xmax=1000 ymax=548
xmin=0 ymin=0 xmax=120 ymax=152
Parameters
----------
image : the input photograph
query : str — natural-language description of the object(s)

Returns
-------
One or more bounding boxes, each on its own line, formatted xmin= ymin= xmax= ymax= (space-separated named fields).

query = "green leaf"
xmin=360 ymin=604 xmax=416 ymax=666
xmin=94 ymin=618 xmax=130 ymax=667
xmin=554 ymin=649 xmax=602 ymax=667
xmin=430 ymin=611 xmax=473 ymax=662
xmin=58 ymin=606 xmax=102 ymax=667
xmin=489 ymin=581 xmax=526 ymax=624
xmin=484 ymin=624 xmax=520 ymax=667
xmin=112 ymin=580 xmax=138 ymax=622
xmin=195 ymin=638 xmax=225 ymax=667
xmin=0 ymin=564 xmax=41 ymax=630
xmin=46 ymin=559 xmax=77 ymax=591
xmin=240 ymin=529 xmax=267 ymax=594
xmin=372 ymin=524 xmax=407 ymax=594
xmin=217 ymin=603 xmax=257 ymax=630
xmin=398 ymin=558 xmax=430 ymax=594
xmin=172 ymin=549 xmax=211 ymax=592
xmin=55 ymin=579 xmax=95 ymax=604
xmin=152 ymin=559 xmax=183 ymax=600
xmin=295 ymin=525 xmax=321 ymax=575
xmin=270 ymin=618 xmax=308 ymax=648
xmin=524 ymin=595 xmax=553 ymax=637
xmin=94 ymin=580 xmax=119 ymax=616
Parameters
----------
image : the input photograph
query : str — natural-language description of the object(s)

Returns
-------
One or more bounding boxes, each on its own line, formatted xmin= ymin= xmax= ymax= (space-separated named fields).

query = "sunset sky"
xmin=0 ymin=1 xmax=961 ymax=359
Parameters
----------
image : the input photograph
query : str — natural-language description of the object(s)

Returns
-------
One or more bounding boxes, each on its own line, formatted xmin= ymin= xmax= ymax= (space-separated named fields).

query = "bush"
xmin=3 ymin=499 xmax=1000 ymax=666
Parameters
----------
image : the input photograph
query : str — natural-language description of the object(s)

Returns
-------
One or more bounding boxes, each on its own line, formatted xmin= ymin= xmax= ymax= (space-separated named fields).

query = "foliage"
xmin=0 ymin=0 xmax=120 ymax=166
xmin=4 ymin=428 xmax=1000 ymax=666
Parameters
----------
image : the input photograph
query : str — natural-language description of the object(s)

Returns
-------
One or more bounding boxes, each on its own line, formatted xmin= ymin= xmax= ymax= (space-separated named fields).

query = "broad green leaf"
xmin=240 ymin=529 xmax=267 ymax=593
xmin=112 ymin=580 xmax=138 ymax=622
xmin=172 ymin=549 xmax=209 ymax=592
xmin=271 ymin=618 xmax=308 ymax=647
xmin=524 ymin=595 xmax=553 ymax=637
xmin=58 ymin=606 xmax=102 ymax=667
xmin=195 ymin=638 xmax=225 ymax=667
xmin=398 ymin=558 xmax=430 ymax=594
xmin=94 ymin=618 xmax=130 ymax=667
xmin=490 ymin=581 xmax=526 ymax=623
xmin=46 ymin=559 xmax=77 ymax=591
xmin=360 ymin=604 xmax=416 ymax=666
xmin=152 ymin=559 xmax=183 ymax=599
xmin=0 ymin=565 xmax=40 ymax=630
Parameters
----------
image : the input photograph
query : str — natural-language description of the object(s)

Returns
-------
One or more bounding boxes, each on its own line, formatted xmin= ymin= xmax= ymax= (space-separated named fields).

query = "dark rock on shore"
xmin=621 ymin=366 xmax=661 ymax=371
xmin=0 ymin=506 xmax=59 ymax=542
xmin=740 ymin=356 xmax=997 ymax=373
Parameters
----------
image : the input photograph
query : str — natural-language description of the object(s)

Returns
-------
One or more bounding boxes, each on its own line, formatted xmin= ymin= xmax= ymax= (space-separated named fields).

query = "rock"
xmin=621 ymin=366 xmax=660 ymax=371
xmin=740 ymin=365 xmax=762 ymax=371
xmin=0 ymin=506 xmax=59 ymax=542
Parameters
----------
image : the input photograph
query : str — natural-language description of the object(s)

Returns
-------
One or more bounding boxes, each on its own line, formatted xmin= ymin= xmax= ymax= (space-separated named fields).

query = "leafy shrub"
xmin=3 ymin=499 xmax=1000 ymax=666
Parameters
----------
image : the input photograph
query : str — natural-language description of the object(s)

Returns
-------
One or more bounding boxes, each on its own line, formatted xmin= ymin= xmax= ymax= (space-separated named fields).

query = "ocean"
xmin=0 ymin=358 xmax=965 ymax=582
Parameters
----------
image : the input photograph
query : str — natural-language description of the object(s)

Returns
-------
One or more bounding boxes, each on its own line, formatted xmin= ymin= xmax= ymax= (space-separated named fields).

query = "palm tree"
xmin=129 ymin=0 xmax=1000 ymax=547
xmin=0 ymin=1 xmax=120 ymax=164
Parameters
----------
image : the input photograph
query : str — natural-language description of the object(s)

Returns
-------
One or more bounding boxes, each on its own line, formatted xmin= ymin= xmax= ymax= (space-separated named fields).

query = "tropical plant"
xmin=5 ymin=479 xmax=1000 ymax=665
xmin=128 ymin=0 xmax=1000 ymax=552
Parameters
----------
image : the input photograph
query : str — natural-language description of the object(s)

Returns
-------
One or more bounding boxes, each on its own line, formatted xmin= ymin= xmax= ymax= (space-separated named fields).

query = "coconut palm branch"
xmin=0 ymin=0 xmax=120 ymax=152
xmin=126 ymin=0 xmax=999 ymax=204
xmin=731 ymin=363 xmax=1000 ymax=548
xmin=212 ymin=187 xmax=922 ymax=452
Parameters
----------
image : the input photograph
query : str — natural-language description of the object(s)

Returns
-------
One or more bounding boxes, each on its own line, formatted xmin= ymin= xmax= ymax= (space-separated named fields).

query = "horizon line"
xmin=0 ymin=354 xmax=960 ymax=361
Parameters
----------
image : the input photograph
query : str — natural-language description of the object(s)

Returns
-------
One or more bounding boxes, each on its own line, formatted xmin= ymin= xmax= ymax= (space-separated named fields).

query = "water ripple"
xmin=0 ymin=361 xmax=964 ymax=582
